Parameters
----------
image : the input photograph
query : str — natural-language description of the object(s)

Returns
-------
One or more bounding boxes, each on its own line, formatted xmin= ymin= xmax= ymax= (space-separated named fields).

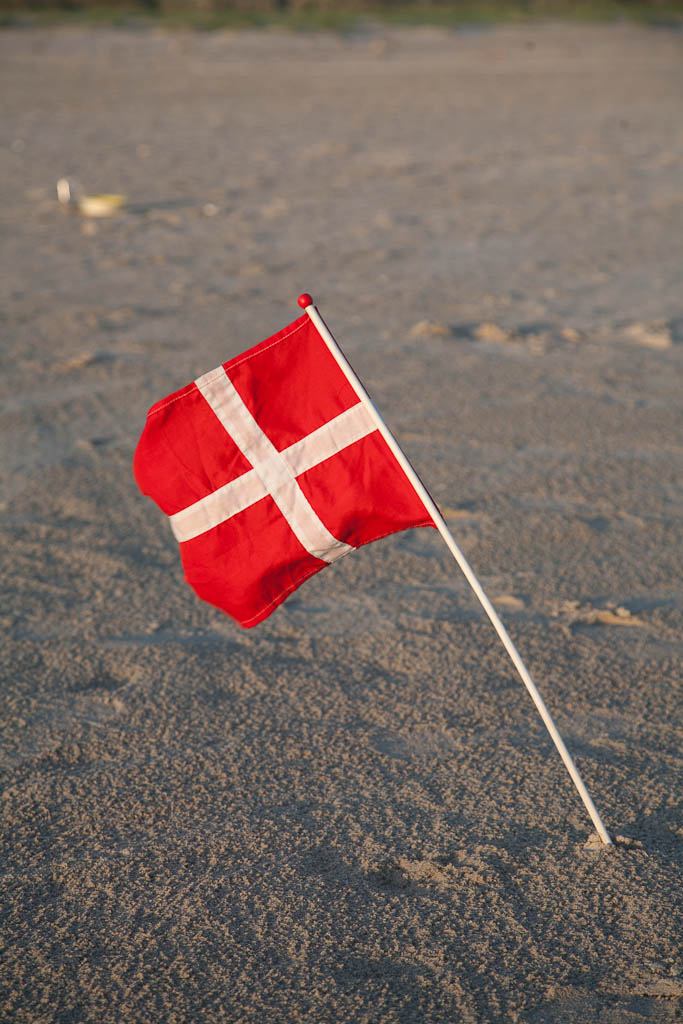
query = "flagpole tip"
xmin=298 ymin=293 xmax=314 ymax=309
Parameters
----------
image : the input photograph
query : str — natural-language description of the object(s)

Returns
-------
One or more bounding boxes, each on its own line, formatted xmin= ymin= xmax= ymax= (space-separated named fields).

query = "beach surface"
xmin=1 ymin=19 xmax=682 ymax=1023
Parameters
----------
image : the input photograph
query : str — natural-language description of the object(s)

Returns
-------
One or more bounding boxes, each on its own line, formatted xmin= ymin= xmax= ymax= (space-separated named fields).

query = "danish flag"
xmin=133 ymin=296 xmax=615 ymax=844
xmin=134 ymin=301 xmax=435 ymax=626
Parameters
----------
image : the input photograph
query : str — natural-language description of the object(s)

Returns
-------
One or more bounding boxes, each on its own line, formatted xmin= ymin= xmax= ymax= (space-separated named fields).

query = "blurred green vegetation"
xmin=2 ymin=0 xmax=682 ymax=28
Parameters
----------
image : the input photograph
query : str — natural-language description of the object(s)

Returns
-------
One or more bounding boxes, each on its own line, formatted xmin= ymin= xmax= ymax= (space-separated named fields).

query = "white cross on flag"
xmin=134 ymin=306 xmax=435 ymax=626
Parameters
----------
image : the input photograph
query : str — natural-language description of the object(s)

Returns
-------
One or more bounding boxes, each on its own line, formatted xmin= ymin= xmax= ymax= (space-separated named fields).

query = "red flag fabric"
xmin=134 ymin=312 xmax=435 ymax=627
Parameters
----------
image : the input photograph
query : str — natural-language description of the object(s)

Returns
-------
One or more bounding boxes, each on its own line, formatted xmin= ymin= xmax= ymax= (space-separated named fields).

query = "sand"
xmin=1 ymin=19 xmax=682 ymax=1023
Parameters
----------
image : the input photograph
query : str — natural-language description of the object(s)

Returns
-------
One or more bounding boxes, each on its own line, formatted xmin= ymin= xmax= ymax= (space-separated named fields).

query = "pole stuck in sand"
xmin=299 ymin=293 xmax=612 ymax=846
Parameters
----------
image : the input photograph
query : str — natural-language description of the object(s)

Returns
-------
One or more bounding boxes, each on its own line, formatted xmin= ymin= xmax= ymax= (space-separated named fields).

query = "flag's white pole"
xmin=299 ymin=294 xmax=612 ymax=846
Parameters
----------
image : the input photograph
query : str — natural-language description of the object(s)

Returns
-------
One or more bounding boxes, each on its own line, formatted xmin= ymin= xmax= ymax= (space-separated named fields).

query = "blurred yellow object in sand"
xmin=57 ymin=178 xmax=126 ymax=217
xmin=77 ymin=193 xmax=126 ymax=218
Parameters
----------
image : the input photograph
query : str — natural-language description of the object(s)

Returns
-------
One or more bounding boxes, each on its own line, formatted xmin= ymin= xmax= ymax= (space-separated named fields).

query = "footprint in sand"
xmin=408 ymin=319 xmax=452 ymax=339
xmin=623 ymin=321 xmax=672 ymax=350
xmin=439 ymin=505 xmax=481 ymax=521
xmin=374 ymin=857 xmax=455 ymax=891
xmin=473 ymin=321 xmax=511 ymax=343
xmin=554 ymin=600 xmax=646 ymax=629
xmin=374 ymin=847 xmax=501 ymax=892
xmin=492 ymin=594 xmax=526 ymax=613
xmin=56 ymin=351 xmax=115 ymax=372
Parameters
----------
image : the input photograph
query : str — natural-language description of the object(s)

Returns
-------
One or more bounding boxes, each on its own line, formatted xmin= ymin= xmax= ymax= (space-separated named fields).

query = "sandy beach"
xmin=1 ymin=19 xmax=682 ymax=1022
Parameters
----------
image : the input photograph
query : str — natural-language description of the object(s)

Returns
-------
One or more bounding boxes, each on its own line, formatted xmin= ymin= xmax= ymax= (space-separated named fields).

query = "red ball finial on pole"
xmin=298 ymin=293 xmax=314 ymax=309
